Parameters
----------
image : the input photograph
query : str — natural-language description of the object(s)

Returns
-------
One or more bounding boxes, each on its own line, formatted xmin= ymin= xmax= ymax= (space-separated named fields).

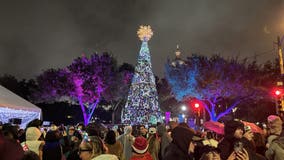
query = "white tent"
xmin=0 ymin=85 xmax=41 ymax=128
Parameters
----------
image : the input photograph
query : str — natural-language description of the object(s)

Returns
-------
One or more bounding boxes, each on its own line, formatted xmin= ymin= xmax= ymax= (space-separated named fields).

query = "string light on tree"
xmin=121 ymin=25 xmax=162 ymax=125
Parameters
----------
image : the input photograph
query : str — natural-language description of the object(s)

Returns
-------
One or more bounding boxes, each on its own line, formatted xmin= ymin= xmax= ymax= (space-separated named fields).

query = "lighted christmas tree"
xmin=121 ymin=25 xmax=162 ymax=125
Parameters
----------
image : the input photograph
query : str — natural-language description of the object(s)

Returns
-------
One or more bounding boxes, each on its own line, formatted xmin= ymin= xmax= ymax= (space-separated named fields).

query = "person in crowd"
xmin=18 ymin=128 xmax=25 ymax=143
xmin=266 ymin=115 xmax=283 ymax=148
xmin=139 ymin=125 xmax=148 ymax=139
xmin=21 ymin=127 xmax=45 ymax=160
xmin=217 ymin=120 xmax=251 ymax=160
xmin=26 ymin=119 xmax=43 ymax=129
xmin=78 ymin=136 xmax=103 ymax=160
xmin=147 ymin=127 xmax=160 ymax=160
xmin=43 ymin=130 xmax=63 ymax=160
xmin=168 ymin=121 xmax=178 ymax=131
xmin=163 ymin=126 xmax=196 ymax=160
xmin=67 ymin=128 xmax=83 ymax=160
xmin=22 ymin=150 xmax=40 ymax=160
xmin=2 ymin=123 xmax=19 ymax=142
xmin=0 ymin=127 xmax=24 ymax=160
xmin=202 ymin=131 xmax=218 ymax=148
xmin=78 ymin=135 xmax=118 ymax=160
xmin=112 ymin=125 xmax=120 ymax=138
xmin=265 ymin=115 xmax=284 ymax=160
xmin=117 ymin=125 xmax=135 ymax=160
xmin=156 ymin=124 xmax=171 ymax=159
xmin=130 ymin=136 xmax=153 ymax=160
xmin=253 ymin=132 xmax=266 ymax=156
xmin=199 ymin=145 xmax=221 ymax=160
xmin=104 ymin=130 xmax=123 ymax=160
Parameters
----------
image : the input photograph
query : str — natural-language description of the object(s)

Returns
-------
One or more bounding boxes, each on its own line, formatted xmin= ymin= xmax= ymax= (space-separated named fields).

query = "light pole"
xmin=275 ymin=36 xmax=284 ymax=114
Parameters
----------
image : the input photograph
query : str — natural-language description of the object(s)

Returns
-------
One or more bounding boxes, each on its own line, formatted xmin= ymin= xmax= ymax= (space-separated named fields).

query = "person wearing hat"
xmin=147 ymin=127 xmax=160 ymax=160
xmin=218 ymin=120 xmax=251 ymax=160
xmin=163 ymin=126 xmax=196 ymax=160
xmin=117 ymin=126 xmax=135 ymax=160
xmin=130 ymin=136 xmax=153 ymax=160
xmin=265 ymin=115 xmax=284 ymax=160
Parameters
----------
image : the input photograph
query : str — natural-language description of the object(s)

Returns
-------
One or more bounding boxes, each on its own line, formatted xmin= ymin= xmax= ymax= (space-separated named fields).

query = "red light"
xmin=194 ymin=103 xmax=200 ymax=108
xmin=275 ymin=90 xmax=281 ymax=96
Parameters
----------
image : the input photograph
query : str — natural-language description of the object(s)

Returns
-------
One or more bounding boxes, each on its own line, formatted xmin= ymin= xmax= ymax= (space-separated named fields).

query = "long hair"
xmin=105 ymin=130 xmax=116 ymax=145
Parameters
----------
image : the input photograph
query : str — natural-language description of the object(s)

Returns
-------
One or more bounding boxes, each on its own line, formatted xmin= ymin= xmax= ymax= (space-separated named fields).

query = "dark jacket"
xmin=163 ymin=126 xmax=194 ymax=160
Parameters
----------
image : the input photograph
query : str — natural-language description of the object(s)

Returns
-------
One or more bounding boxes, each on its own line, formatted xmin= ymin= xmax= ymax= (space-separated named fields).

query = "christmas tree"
xmin=121 ymin=25 xmax=162 ymax=125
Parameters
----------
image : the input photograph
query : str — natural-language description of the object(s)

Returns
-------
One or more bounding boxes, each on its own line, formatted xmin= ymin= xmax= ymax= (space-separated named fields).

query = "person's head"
xmin=169 ymin=121 xmax=178 ymax=130
xmin=2 ymin=123 xmax=18 ymax=141
xmin=22 ymin=151 xmax=40 ymax=160
xmin=26 ymin=127 xmax=42 ymax=141
xmin=45 ymin=130 xmax=60 ymax=142
xmin=224 ymin=120 xmax=244 ymax=139
xmin=77 ymin=123 xmax=85 ymax=131
xmin=199 ymin=146 xmax=221 ymax=160
xmin=139 ymin=125 xmax=147 ymax=136
xmin=78 ymin=136 xmax=104 ymax=160
xmin=171 ymin=126 xmax=195 ymax=154
xmin=124 ymin=126 xmax=132 ymax=135
xmin=68 ymin=126 xmax=75 ymax=136
xmin=267 ymin=115 xmax=283 ymax=135
xmin=26 ymin=119 xmax=43 ymax=129
xmin=132 ymin=136 xmax=149 ymax=154
xmin=105 ymin=130 xmax=116 ymax=145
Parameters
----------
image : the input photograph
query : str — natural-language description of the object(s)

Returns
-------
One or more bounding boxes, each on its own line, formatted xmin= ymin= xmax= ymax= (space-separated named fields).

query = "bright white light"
xmin=0 ymin=107 xmax=41 ymax=128
xmin=182 ymin=114 xmax=185 ymax=118
xmin=162 ymin=116 xmax=165 ymax=119
xmin=181 ymin=105 xmax=187 ymax=111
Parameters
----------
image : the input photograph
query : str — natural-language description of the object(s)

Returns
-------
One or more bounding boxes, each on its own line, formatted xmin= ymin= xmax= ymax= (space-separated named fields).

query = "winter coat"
xmin=163 ymin=126 xmax=194 ymax=160
xmin=43 ymin=142 xmax=62 ymax=160
xmin=156 ymin=124 xmax=171 ymax=159
xmin=266 ymin=136 xmax=284 ymax=160
xmin=130 ymin=152 xmax=153 ymax=160
xmin=117 ymin=126 xmax=135 ymax=160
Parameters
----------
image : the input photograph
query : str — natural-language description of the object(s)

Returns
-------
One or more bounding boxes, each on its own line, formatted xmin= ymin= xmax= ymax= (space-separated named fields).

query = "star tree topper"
xmin=137 ymin=25 xmax=153 ymax=42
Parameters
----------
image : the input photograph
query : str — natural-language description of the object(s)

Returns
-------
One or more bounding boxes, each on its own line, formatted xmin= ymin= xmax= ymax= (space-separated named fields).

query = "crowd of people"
xmin=0 ymin=114 xmax=284 ymax=160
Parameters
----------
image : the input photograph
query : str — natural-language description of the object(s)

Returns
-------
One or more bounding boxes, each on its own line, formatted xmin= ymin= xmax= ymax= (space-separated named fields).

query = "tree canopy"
xmin=165 ymin=55 xmax=277 ymax=121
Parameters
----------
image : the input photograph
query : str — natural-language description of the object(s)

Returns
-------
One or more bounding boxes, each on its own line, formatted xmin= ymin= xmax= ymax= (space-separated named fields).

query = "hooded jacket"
xmin=265 ymin=136 xmax=284 ymax=160
xmin=117 ymin=126 xmax=135 ymax=160
xmin=163 ymin=126 xmax=194 ymax=160
xmin=218 ymin=120 xmax=244 ymax=160
xmin=156 ymin=124 xmax=171 ymax=159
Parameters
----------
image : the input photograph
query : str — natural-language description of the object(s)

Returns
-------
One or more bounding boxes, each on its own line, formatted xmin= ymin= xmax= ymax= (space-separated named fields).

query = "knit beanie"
xmin=267 ymin=115 xmax=283 ymax=135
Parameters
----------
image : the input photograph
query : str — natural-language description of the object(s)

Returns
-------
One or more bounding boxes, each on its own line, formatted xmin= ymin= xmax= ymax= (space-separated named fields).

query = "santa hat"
xmin=132 ymin=136 xmax=149 ymax=154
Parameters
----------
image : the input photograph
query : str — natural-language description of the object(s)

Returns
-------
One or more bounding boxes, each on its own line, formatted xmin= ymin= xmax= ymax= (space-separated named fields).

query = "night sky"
xmin=0 ymin=0 xmax=284 ymax=79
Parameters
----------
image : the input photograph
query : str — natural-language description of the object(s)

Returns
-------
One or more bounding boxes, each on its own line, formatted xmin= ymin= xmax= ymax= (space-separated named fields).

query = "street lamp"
xmin=181 ymin=105 xmax=187 ymax=111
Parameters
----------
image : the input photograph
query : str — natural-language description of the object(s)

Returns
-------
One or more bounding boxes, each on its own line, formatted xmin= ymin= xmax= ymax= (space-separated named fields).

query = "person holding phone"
xmin=218 ymin=120 xmax=250 ymax=160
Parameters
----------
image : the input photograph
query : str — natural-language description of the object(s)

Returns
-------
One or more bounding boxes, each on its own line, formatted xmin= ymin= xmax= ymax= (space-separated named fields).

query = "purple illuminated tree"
xmin=165 ymin=55 xmax=270 ymax=121
xmin=101 ymin=63 xmax=134 ymax=124
xmin=34 ymin=53 xmax=116 ymax=125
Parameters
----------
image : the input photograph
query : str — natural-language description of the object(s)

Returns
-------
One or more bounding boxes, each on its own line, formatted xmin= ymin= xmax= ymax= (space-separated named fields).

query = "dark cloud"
xmin=0 ymin=0 xmax=284 ymax=79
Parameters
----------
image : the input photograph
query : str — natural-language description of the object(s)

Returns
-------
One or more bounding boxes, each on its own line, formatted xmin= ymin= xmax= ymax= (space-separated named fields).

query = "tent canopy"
xmin=0 ymin=85 xmax=41 ymax=128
